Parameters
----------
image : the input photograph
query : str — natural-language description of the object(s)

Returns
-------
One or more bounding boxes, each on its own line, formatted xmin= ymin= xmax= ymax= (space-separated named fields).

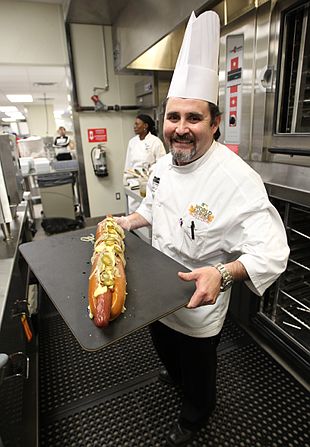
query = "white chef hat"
xmin=167 ymin=10 xmax=220 ymax=105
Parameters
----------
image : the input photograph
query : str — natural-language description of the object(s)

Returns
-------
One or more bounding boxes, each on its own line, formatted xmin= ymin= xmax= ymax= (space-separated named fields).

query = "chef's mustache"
xmin=172 ymin=134 xmax=194 ymax=143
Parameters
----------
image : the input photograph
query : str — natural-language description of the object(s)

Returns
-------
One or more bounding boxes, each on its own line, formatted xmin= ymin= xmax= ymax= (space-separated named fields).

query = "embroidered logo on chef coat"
xmin=152 ymin=176 xmax=160 ymax=193
xmin=189 ymin=203 xmax=214 ymax=223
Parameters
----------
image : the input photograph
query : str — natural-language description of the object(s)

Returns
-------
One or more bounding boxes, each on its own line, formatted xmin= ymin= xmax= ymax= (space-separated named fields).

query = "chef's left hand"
xmin=178 ymin=267 xmax=222 ymax=308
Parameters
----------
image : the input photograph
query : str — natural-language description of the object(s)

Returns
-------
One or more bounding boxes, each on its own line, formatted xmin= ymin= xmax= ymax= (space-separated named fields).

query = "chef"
xmin=114 ymin=10 xmax=289 ymax=446
xmin=53 ymin=126 xmax=73 ymax=160
xmin=124 ymin=114 xmax=166 ymax=212
xmin=53 ymin=126 xmax=71 ymax=149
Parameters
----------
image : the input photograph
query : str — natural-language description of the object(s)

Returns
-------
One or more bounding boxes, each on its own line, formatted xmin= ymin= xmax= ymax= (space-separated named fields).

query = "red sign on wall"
xmin=88 ymin=128 xmax=107 ymax=143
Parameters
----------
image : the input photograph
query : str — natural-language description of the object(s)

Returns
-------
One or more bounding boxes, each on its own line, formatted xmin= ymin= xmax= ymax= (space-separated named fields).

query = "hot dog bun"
xmin=110 ymin=258 xmax=126 ymax=321
xmin=88 ymin=216 xmax=126 ymax=327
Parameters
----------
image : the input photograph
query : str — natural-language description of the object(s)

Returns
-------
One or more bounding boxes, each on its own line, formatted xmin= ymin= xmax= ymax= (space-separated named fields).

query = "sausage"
xmin=88 ymin=253 xmax=113 ymax=327
xmin=88 ymin=216 xmax=126 ymax=327
xmin=95 ymin=291 xmax=112 ymax=327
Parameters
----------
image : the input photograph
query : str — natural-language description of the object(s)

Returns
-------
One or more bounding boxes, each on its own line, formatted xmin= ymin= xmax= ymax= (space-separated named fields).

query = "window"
xmin=277 ymin=2 xmax=310 ymax=134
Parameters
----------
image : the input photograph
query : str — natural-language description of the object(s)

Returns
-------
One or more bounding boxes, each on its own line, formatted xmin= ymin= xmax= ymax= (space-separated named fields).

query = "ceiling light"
xmin=0 ymin=106 xmax=19 ymax=112
xmin=4 ymin=110 xmax=24 ymax=117
xmin=8 ymin=113 xmax=25 ymax=119
xmin=2 ymin=117 xmax=17 ymax=122
xmin=6 ymin=94 xmax=33 ymax=103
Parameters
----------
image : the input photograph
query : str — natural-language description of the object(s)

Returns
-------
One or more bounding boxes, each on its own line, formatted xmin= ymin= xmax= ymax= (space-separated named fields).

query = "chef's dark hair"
xmin=208 ymin=102 xmax=222 ymax=141
xmin=136 ymin=114 xmax=158 ymax=136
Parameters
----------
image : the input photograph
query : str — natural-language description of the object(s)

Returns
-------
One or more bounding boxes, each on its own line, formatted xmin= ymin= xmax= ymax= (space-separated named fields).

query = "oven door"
xmin=264 ymin=0 xmax=310 ymax=165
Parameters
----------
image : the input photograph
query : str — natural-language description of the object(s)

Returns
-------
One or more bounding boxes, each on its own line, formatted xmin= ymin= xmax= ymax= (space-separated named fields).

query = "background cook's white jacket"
xmin=124 ymin=133 xmax=166 ymax=212
xmin=137 ymin=141 xmax=289 ymax=337
xmin=124 ymin=133 xmax=166 ymax=171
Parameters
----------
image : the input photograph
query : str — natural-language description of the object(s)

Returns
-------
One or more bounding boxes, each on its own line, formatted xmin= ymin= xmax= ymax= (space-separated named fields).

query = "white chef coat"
xmin=137 ymin=141 xmax=289 ymax=338
xmin=124 ymin=132 xmax=166 ymax=212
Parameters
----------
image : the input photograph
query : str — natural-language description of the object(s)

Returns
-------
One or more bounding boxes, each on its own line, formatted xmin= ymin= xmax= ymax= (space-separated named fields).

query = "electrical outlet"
xmin=115 ymin=192 xmax=121 ymax=200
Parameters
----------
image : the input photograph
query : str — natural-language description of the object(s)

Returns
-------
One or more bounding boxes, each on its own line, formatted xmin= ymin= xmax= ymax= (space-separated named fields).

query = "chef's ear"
xmin=211 ymin=115 xmax=221 ymax=141
xmin=212 ymin=114 xmax=221 ymax=130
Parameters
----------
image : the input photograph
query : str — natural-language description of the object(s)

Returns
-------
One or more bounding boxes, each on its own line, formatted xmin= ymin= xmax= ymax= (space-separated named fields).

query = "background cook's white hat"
xmin=167 ymin=10 xmax=220 ymax=105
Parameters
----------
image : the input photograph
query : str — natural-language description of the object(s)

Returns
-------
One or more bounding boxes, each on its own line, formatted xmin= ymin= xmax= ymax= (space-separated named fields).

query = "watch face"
xmin=215 ymin=263 xmax=233 ymax=292
xmin=220 ymin=281 xmax=233 ymax=292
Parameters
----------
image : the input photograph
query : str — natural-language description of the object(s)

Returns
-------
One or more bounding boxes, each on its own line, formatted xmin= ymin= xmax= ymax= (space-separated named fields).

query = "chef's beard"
xmin=170 ymin=145 xmax=197 ymax=165
xmin=167 ymin=133 xmax=197 ymax=165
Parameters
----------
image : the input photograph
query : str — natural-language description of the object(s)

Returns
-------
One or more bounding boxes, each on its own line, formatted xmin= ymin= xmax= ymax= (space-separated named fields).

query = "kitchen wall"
xmin=26 ymin=104 xmax=56 ymax=136
xmin=70 ymin=24 xmax=152 ymax=217
xmin=0 ymin=1 xmax=68 ymax=65
xmin=0 ymin=1 xmax=152 ymax=218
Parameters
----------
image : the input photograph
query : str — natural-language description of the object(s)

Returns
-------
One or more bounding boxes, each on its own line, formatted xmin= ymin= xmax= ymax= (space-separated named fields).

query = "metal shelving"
xmin=260 ymin=201 xmax=310 ymax=356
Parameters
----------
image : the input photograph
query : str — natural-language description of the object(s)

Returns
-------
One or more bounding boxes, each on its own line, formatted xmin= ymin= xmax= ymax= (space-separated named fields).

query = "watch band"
xmin=214 ymin=263 xmax=233 ymax=291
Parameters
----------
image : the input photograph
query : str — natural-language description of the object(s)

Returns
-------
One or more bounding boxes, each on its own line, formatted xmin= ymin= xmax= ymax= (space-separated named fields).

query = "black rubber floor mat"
xmin=39 ymin=317 xmax=310 ymax=447
xmin=0 ymin=377 xmax=24 ymax=447
xmin=39 ymin=317 xmax=162 ymax=415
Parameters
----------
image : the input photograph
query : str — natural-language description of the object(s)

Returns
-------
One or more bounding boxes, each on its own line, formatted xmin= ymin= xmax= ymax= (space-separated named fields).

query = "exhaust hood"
xmin=126 ymin=23 xmax=185 ymax=71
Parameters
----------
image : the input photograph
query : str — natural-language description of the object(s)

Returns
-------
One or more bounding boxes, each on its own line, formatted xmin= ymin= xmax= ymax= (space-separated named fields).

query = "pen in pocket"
xmin=191 ymin=221 xmax=195 ymax=240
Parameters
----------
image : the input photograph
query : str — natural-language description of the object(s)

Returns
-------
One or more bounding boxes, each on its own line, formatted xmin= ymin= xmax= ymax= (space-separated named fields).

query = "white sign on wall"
xmin=224 ymin=34 xmax=244 ymax=146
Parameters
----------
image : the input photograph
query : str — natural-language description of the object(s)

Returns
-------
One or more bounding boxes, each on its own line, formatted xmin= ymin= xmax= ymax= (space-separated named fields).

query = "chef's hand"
xmin=114 ymin=216 xmax=132 ymax=231
xmin=113 ymin=213 xmax=149 ymax=232
xmin=96 ymin=216 xmax=132 ymax=232
xmin=178 ymin=267 xmax=222 ymax=308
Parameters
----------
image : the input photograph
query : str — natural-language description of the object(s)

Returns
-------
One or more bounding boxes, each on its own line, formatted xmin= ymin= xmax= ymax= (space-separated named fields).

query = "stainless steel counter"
xmin=247 ymin=161 xmax=310 ymax=207
xmin=0 ymin=202 xmax=28 ymax=328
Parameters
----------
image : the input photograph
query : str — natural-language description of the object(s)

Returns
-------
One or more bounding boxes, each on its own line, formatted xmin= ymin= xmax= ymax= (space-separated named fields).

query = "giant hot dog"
xmin=88 ymin=216 xmax=126 ymax=327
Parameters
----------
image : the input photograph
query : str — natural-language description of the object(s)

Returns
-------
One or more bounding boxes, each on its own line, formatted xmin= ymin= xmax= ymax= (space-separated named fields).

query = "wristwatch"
xmin=214 ymin=263 xmax=233 ymax=291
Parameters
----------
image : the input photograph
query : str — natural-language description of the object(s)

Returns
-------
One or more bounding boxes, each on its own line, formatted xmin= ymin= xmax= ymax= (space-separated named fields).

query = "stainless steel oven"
xmin=265 ymin=0 xmax=310 ymax=165
xmin=219 ymin=0 xmax=310 ymax=166
xmin=219 ymin=0 xmax=310 ymax=378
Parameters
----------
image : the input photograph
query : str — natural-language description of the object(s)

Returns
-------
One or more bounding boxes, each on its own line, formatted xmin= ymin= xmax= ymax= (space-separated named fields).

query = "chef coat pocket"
xmin=181 ymin=217 xmax=210 ymax=263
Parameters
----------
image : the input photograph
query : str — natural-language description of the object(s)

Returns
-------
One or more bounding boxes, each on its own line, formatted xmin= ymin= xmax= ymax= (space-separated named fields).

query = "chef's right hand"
xmin=114 ymin=212 xmax=149 ymax=232
xmin=178 ymin=266 xmax=222 ymax=308
xmin=114 ymin=216 xmax=132 ymax=231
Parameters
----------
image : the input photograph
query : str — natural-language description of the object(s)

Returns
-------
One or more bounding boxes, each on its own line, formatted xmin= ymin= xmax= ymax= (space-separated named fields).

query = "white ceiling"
xmin=0 ymin=0 xmax=123 ymax=125
xmin=0 ymin=0 xmax=71 ymax=124
xmin=0 ymin=65 xmax=70 ymax=109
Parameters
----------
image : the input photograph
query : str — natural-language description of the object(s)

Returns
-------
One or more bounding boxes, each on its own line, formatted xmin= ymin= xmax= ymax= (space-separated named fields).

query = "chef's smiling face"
xmin=164 ymin=97 xmax=220 ymax=165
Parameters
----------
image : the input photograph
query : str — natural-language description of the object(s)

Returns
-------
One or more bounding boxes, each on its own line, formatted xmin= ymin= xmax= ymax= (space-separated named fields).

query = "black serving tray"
xmin=19 ymin=227 xmax=194 ymax=351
